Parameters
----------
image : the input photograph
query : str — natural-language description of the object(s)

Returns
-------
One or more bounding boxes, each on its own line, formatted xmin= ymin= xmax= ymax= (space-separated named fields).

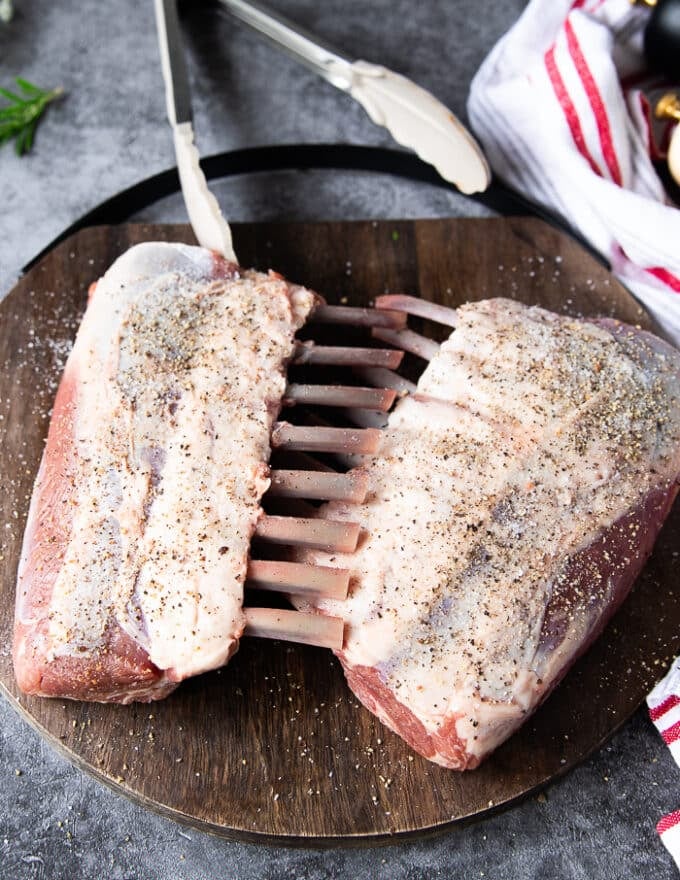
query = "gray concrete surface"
xmin=0 ymin=1 xmax=677 ymax=877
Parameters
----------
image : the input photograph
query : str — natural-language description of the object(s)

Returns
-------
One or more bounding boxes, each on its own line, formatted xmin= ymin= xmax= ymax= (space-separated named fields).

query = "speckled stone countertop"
xmin=0 ymin=1 xmax=677 ymax=878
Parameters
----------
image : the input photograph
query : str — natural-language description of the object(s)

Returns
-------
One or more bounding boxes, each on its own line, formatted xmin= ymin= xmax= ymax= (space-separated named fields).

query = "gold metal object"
xmin=656 ymin=93 xmax=680 ymax=186
xmin=629 ymin=0 xmax=658 ymax=7
xmin=656 ymin=92 xmax=680 ymax=122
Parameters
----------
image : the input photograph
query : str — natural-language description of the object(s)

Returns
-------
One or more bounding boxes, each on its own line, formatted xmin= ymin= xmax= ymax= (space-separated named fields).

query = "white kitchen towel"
xmin=468 ymin=0 xmax=680 ymax=867
xmin=468 ymin=0 xmax=680 ymax=347
xmin=649 ymin=658 xmax=680 ymax=866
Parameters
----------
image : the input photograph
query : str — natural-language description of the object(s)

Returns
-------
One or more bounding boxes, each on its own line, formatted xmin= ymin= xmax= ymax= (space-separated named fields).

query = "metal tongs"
xmin=154 ymin=0 xmax=490 ymax=263
xmin=216 ymin=0 xmax=490 ymax=195
xmin=154 ymin=0 xmax=237 ymax=260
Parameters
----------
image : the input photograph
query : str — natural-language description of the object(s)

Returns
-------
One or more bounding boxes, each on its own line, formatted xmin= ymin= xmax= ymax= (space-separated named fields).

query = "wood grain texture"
xmin=0 ymin=218 xmax=677 ymax=845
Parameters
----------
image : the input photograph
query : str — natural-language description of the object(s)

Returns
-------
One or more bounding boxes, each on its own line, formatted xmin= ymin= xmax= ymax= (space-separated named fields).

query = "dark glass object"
xmin=644 ymin=0 xmax=680 ymax=81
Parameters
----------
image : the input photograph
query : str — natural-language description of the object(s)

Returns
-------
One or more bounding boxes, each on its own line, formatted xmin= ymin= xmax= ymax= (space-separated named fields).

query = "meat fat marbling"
xmin=298 ymin=299 xmax=680 ymax=769
xmin=13 ymin=242 xmax=316 ymax=703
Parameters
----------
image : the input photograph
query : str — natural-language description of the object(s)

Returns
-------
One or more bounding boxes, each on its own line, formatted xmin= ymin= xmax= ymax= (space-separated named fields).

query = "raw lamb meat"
xmin=297 ymin=298 xmax=680 ymax=769
xmin=13 ymin=242 xmax=317 ymax=703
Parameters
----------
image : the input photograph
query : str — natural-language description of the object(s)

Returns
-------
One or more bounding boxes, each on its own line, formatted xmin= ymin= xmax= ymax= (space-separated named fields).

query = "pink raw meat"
xmin=13 ymin=242 xmax=316 ymax=703
xmin=297 ymin=299 xmax=680 ymax=768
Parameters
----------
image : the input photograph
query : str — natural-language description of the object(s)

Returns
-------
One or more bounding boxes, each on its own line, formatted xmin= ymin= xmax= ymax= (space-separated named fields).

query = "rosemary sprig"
xmin=0 ymin=78 xmax=64 ymax=156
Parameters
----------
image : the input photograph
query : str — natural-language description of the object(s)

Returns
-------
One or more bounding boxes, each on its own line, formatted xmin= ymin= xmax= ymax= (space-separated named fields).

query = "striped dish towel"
xmin=468 ymin=0 xmax=680 ymax=867
xmin=467 ymin=0 xmax=680 ymax=347
xmin=649 ymin=658 xmax=680 ymax=863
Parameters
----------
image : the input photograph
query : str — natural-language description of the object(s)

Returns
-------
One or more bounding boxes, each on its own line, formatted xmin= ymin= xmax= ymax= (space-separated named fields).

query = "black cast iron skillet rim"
xmin=22 ymin=143 xmax=605 ymax=273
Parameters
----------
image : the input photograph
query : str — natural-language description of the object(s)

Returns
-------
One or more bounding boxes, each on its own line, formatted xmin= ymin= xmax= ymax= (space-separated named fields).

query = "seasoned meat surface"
xmin=13 ymin=242 xmax=316 ymax=703
xmin=298 ymin=299 xmax=680 ymax=768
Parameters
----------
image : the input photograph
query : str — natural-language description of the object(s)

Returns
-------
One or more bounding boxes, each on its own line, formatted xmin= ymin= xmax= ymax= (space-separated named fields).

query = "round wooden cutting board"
xmin=0 ymin=217 xmax=678 ymax=845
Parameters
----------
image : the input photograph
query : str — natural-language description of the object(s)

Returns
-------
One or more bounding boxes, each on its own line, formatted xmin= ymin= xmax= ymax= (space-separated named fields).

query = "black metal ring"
xmin=23 ymin=144 xmax=602 ymax=271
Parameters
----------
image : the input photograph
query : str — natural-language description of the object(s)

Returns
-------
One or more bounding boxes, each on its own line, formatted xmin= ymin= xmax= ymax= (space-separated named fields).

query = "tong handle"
xmin=154 ymin=0 xmax=193 ymax=125
xmin=216 ymin=0 xmax=355 ymax=90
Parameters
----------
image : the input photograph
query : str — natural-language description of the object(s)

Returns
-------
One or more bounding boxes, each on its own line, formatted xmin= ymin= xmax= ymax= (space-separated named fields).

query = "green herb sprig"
xmin=0 ymin=78 xmax=63 ymax=155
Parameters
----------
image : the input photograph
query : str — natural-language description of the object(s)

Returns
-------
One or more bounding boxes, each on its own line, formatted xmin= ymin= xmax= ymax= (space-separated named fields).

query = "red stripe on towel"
xmin=661 ymin=720 xmax=680 ymax=746
xmin=650 ymin=694 xmax=680 ymax=723
xmin=646 ymin=267 xmax=680 ymax=293
xmin=564 ymin=18 xmax=623 ymax=185
xmin=544 ymin=44 xmax=603 ymax=176
xmin=658 ymin=811 xmax=680 ymax=836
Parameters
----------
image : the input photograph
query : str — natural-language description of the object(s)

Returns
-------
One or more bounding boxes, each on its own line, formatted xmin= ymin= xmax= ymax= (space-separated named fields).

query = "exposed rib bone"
xmin=353 ymin=366 xmax=417 ymax=394
xmin=255 ymin=515 xmax=360 ymax=553
xmin=272 ymin=422 xmax=382 ymax=454
xmin=247 ymin=560 xmax=350 ymax=600
xmin=293 ymin=342 xmax=404 ymax=369
xmin=243 ymin=608 xmax=344 ymax=650
xmin=372 ymin=326 xmax=440 ymax=360
xmin=375 ymin=294 xmax=458 ymax=328
xmin=297 ymin=412 xmax=374 ymax=470
xmin=311 ymin=304 xmax=407 ymax=330
xmin=284 ymin=384 xmax=396 ymax=412
xmin=268 ymin=469 xmax=369 ymax=502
